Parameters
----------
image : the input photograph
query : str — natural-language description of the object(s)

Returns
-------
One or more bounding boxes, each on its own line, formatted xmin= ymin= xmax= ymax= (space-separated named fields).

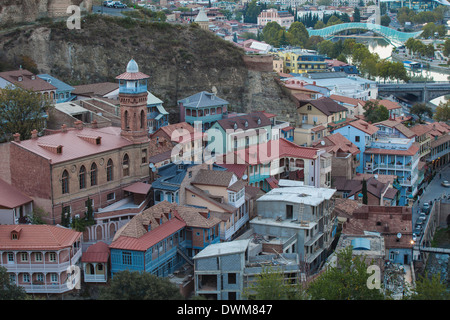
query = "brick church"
xmin=7 ymin=60 xmax=154 ymax=240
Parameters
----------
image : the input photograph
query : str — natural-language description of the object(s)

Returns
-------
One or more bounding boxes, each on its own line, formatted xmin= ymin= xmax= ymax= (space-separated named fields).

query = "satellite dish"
xmin=320 ymin=140 xmax=325 ymax=146
xmin=151 ymin=167 xmax=156 ymax=172
xmin=149 ymin=163 xmax=155 ymax=168
xmin=242 ymin=175 xmax=248 ymax=180
xmin=397 ymin=233 xmax=402 ymax=239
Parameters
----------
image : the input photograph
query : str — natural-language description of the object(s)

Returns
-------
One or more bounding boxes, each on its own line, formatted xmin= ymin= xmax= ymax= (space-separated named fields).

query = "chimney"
xmin=91 ymin=120 xmax=98 ymax=129
xmin=13 ymin=133 xmax=20 ymax=142
xmin=31 ymin=129 xmax=38 ymax=139
xmin=74 ymin=120 xmax=83 ymax=130
xmin=313 ymin=81 xmax=316 ymax=85
xmin=61 ymin=124 xmax=67 ymax=133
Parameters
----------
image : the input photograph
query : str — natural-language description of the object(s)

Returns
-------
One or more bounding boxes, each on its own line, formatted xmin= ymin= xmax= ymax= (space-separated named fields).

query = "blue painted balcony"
xmin=119 ymin=80 xmax=148 ymax=95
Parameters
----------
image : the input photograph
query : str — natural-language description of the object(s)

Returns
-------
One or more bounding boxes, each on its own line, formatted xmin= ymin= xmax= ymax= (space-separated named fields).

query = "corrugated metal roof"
xmin=110 ymin=217 xmax=186 ymax=251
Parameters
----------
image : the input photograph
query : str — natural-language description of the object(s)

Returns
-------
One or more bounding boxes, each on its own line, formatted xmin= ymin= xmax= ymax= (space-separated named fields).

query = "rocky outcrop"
xmin=0 ymin=0 xmax=92 ymax=23
xmin=0 ymin=15 xmax=297 ymax=122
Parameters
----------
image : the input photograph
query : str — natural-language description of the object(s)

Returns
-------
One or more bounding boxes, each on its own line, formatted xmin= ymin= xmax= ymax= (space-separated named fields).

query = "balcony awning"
xmin=123 ymin=182 xmax=151 ymax=195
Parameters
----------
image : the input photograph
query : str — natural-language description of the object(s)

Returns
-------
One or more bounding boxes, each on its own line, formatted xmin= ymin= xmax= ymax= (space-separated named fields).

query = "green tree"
xmin=410 ymin=103 xmax=433 ymax=123
xmin=243 ymin=0 xmax=262 ymax=24
xmin=0 ymin=266 xmax=28 ymax=300
xmin=362 ymin=179 xmax=368 ymax=205
xmin=313 ymin=20 xmax=325 ymax=29
xmin=243 ymin=266 xmax=299 ymax=300
xmin=99 ymin=270 xmax=184 ymax=300
xmin=444 ymin=38 xmax=450 ymax=57
xmin=353 ymin=7 xmax=361 ymax=22
xmin=410 ymin=272 xmax=450 ymax=300
xmin=262 ymin=21 xmax=284 ymax=46
xmin=433 ymin=101 xmax=450 ymax=122
xmin=307 ymin=246 xmax=385 ymax=300
xmin=0 ymin=85 xmax=51 ymax=143
xmin=380 ymin=14 xmax=391 ymax=27
xmin=287 ymin=21 xmax=309 ymax=47
xmin=363 ymin=100 xmax=389 ymax=123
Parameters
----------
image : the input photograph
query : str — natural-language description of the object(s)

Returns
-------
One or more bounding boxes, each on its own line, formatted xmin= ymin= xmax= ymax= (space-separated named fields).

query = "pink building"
xmin=0 ymin=224 xmax=82 ymax=294
xmin=257 ymin=9 xmax=294 ymax=29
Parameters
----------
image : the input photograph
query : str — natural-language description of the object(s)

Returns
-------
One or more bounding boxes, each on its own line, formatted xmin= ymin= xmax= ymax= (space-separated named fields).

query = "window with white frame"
xmin=35 ymin=252 xmax=42 ymax=262
xmin=9 ymin=274 xmax=16 ymax=284
xmin=23 ymin=273 xmax=30 ymax=283
xmin=7 ymin=252 xmax=14 ymax=263
xmin=21 ymin=252 xmax=28 ymax=262
xmin=49 ymin=252 xmax=57 ymax=262
xmin=36 ymin=273 xmax=44 ymax=283
xmin=50 ymin=273 xmax=58 ymax=283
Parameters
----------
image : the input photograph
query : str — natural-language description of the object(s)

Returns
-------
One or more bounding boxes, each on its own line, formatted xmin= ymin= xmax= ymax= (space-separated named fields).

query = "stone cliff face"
xmin=0 ymin=15 xmax=297 ymax=122
xmin=0 ymin=0 xmax=92 ymax=23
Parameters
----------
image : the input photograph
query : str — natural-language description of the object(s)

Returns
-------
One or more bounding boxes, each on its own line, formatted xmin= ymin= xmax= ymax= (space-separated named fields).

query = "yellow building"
xmin=276 ymin=50 xmax=327 ymax=74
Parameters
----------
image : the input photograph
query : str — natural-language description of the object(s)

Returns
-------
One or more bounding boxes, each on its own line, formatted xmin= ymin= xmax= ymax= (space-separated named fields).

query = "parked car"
xmin=103 ymin=0 xmax=113 ymax=6
xmin=442 ymin=180 xmax=450 ymax=187
xmin=113 ymin=1 xmax=127 ymax=8
xmin=422 ymin=203 xmax=430 ymax=214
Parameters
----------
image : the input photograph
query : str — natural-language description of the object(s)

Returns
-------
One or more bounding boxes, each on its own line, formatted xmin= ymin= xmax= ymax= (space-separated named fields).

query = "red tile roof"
xmin=123 ymin=182 xmax=151 ymax=195
xmin=347 ymin=119 xmax=379 ymax=135
xmin=12 ymin=126 xmax=135 ymax=164
xmin=0 ymin=69 xmax=56 ymax=92
xmin=312 ymin=132 xmax=360 ymax=156
xmin=375 ymin=120 xmax=416 ymax=138
xmin=370 ymin=99 xmax=401 ymax=110
xmin=81 ymin=241 xmax=110 ymax=263
xmin=109 ymin=217 xmax=186 ymax=251
xmin=233 ymin=138 xmax=319 ymax=165
xmin=365 ymin=142 xmax=420 ymax=156
xmin=0 ymin=225 xmax=82 ymax=251
xmin=115 ymin=71 xmax=150 ymax=80
xmin=330 ymin=94 xmax=363 ymax=106
xmin=0 ymin=178 xmax=32 ymax=209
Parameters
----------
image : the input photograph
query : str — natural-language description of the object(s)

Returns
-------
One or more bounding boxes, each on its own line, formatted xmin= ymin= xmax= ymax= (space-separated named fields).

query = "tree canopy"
xmin=0 ymin=85 xmax=51 ymax=143
xmin=410 ymin=103 xmax=433 ymax=123
xmin=307 ymin=246 xmax=385 ymax=300
xmin=99 ymin=270 xmax=184 ymax=300
xmin=0 ymin=266 xmax=28 ymax=300
xmin=363 ymin=100 xmax=390 ymax=124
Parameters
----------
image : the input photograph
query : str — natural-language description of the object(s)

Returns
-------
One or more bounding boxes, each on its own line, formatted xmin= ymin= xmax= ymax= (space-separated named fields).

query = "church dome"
xmin=126 ymin=59 xmax=139 ymax=73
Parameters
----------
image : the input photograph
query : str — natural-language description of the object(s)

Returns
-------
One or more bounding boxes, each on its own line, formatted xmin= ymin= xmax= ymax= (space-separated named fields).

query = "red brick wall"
xmin=10 ymin=143 xmax=52 ymax=201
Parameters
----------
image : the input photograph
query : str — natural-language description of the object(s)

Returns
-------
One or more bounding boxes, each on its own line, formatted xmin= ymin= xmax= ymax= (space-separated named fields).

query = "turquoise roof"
xmin=351 ymin=238 xmax=371 ymax=250
xmin=126 ymin=59 xmax=139 ymax=73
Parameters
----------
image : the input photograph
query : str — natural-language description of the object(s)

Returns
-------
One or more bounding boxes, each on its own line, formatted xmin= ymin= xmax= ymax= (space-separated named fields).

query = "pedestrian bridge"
xmin=307 ymin=23 xmax=422 ymax=46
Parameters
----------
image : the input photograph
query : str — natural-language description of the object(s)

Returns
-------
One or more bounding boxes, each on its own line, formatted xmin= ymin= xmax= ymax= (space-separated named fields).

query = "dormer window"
xmin=245 ymin=120 xmax=248 ymax=128
xmin=18 ymin=76 xmax=22 ymax=82
xmin=234 ymin=123 xmax=238 ymax=130
xmin=257 ymin=118 xmax=261 ymax=125
xmin=31 ymin=76 xmax=35 ymax=80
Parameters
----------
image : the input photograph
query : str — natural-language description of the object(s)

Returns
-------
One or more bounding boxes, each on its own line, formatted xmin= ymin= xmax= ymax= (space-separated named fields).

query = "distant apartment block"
xmin=193 ymin=239 xmax=301 ymax=300
xmin=251 ymin=181 xmax=337 ymax=272
xmin=257 ymin=9 xmax=294 ymax=28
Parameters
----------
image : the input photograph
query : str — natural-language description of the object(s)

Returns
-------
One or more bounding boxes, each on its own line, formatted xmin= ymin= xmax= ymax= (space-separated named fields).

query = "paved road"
xmin=92 ymin=5 xmax=134 ymax=17
xmin=412 ymin=163 xmax=450 ymax=229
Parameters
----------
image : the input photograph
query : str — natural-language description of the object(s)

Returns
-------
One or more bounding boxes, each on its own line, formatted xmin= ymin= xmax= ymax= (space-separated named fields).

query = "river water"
xmin=335 ymin=37 xmax=450 ymax=105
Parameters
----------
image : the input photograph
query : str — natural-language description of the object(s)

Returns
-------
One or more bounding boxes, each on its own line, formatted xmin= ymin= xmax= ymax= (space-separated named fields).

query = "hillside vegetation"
xmin=0 ymin=14 xmax=297 ymax=119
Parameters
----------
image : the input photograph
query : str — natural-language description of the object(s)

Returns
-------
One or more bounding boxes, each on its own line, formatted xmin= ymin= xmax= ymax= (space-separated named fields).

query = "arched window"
xmin=106 ymin=159 xmax=113 ymax=182
xmin=79 ymin=166 xmax=86 ymax=189
xmin=123 ymin=154 xmax=129 ymax=176
xmin=62 ymin=170 xmax=69 ymax=194
xmin=90 ymin=163 xmax=97 ymax=186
